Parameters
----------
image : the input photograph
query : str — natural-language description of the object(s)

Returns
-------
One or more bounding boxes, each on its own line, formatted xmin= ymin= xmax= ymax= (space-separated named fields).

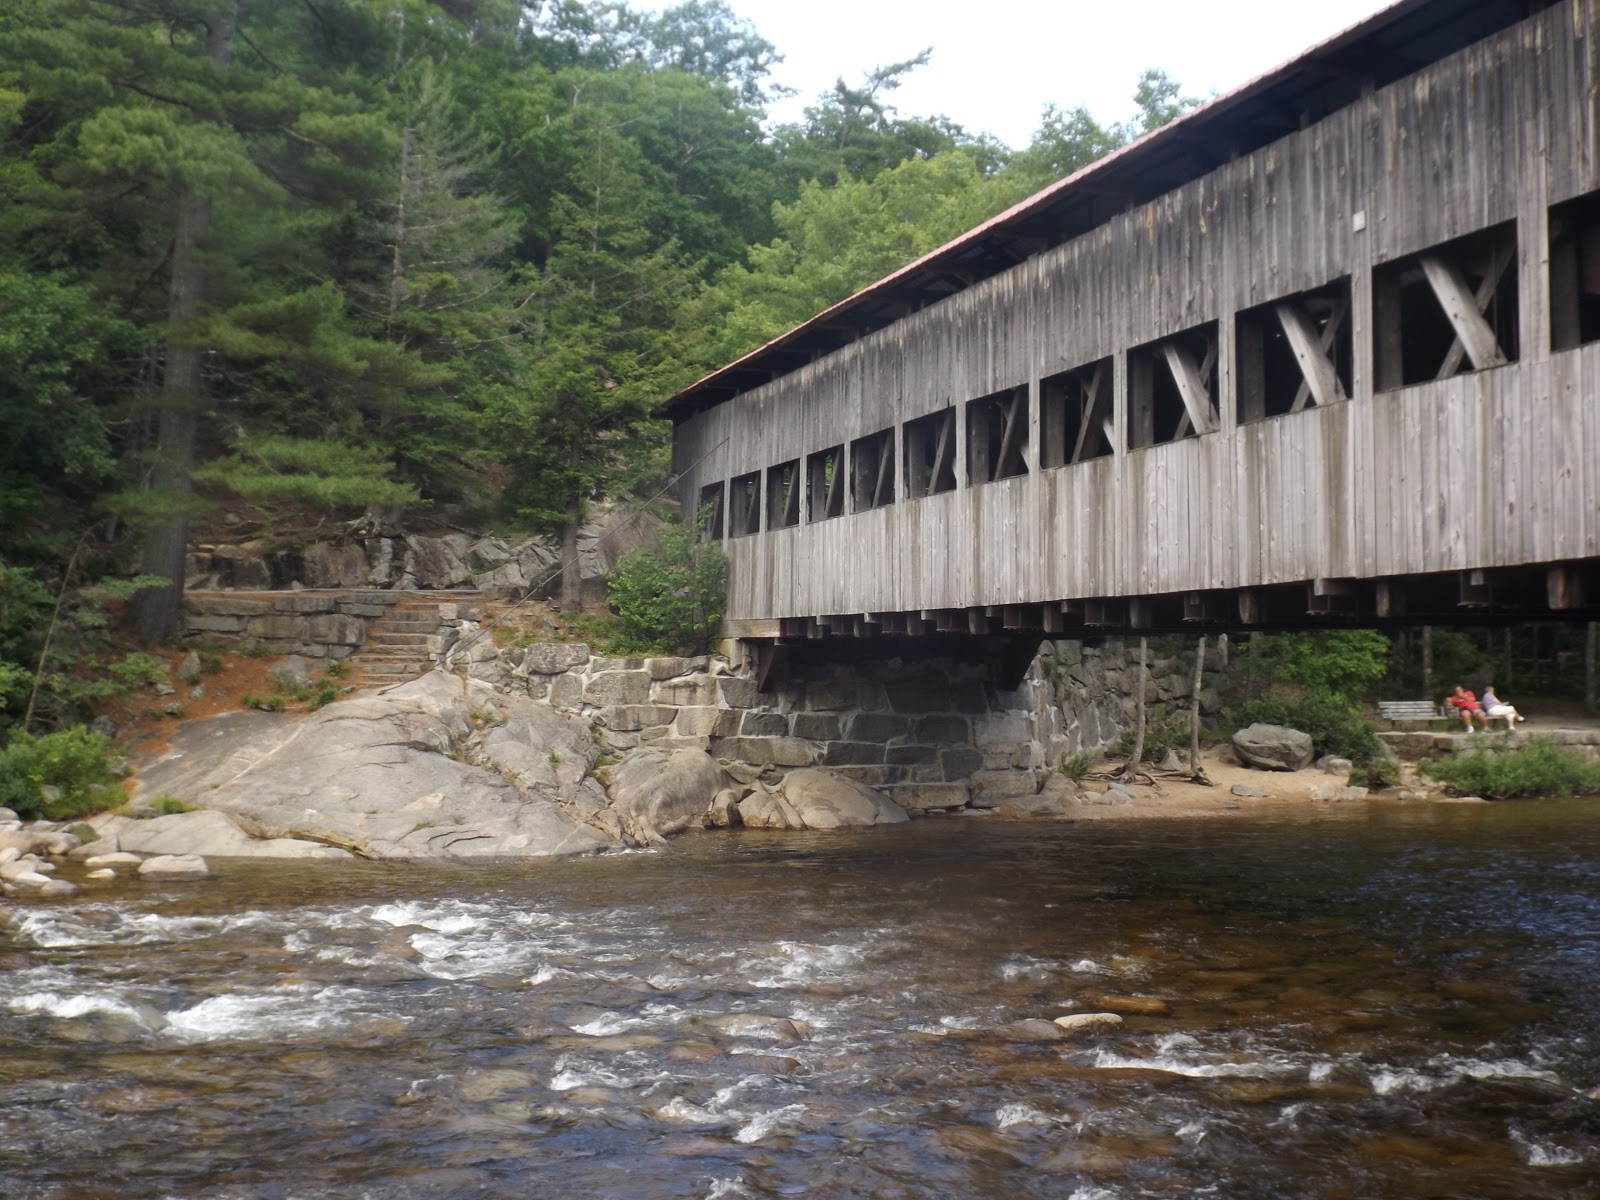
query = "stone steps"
xmin=343 ymin=599 xmax=451 ymax=688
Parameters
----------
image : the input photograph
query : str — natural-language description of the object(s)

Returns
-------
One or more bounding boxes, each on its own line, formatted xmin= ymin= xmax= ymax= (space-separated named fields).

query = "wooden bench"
xmin=1377 ymin=700 xmax=1447 ymax=726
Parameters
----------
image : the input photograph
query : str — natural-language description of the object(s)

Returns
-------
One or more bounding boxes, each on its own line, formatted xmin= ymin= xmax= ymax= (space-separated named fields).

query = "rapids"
xmin=2 ymin=801 xmax=1598 ymax=1198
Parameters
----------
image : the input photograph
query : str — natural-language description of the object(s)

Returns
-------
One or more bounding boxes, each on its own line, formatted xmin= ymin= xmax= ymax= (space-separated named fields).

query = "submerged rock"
xmin=1052 ymin=1012 xmax=1125 ymax=1037
xmin=137 ymin=854 xmax=210 ymax=881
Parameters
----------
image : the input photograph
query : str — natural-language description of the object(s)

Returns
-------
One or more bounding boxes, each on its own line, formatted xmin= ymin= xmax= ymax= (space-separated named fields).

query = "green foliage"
xmin=1232 ymin=696 xmax=1384 ymax=766
xmin=604 ymin=517 xmax=727 ymax=654
xmin=1057 ymin=752 xmax=1094 ymax=782
xmin=150 ymin=795 xmax=193 ymax=815
xmin=1420 ymin=738 xmax=1600 ymax=800
xmin=106 ymin=652 xmax=168 ymax=690
xmin=1112 ymin=713 xmax=1190 ymax=764
xmin=194 ymin=436 xmax=421 ymax=510
xmin=1243 ymin=630 xmax=1391 ymax=703
xmin=0 ymin=726 xmax=120 ymax=820
xmin=306 ymin=683 xmax=339 ymax=712
xmin=1363 ymin=756 xmax=1403 ymax=790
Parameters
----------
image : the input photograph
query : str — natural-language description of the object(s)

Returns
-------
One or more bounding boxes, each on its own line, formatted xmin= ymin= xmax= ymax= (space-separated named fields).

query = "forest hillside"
xmin=0 ymin=0 xmax=1194 ymax=736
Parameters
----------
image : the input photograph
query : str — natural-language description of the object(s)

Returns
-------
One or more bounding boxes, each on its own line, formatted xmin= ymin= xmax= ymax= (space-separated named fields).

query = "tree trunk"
xmin=1188 ymin=634 xmax=1207 ymax=779
xmin=558 ymin=494 xmax=582 ymax=612
xmin=128 ymin=2 xmax=240 ymax=643
xmin=1421 ymin=625 xmax=1434 ymax=700
xmin=1120 ymin=636 xmax=1148 ymax=782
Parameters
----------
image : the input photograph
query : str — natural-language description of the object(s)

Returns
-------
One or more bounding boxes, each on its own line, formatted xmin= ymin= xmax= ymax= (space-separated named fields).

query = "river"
xmin=3 ymin=801 xmax=1598 ymax=1199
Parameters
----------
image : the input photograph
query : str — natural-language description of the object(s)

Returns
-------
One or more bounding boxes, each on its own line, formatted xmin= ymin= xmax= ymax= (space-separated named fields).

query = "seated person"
xmin=1446 ymin=685 xmax=1488 ymax=731
xmin=1481 ymin=685 xmax=1524 ymax=730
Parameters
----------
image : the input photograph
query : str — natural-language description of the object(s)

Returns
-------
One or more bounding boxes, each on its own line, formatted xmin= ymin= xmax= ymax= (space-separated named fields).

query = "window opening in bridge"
xmin=1040 ymin=357 xmax=1113 ymax=468
xmin=850 ymin=427 xmax=895 ymax=511
xmin=806 ymin=445 xmax=845 ymax=522
xmin=966 ymin=385 xmax=1030 ymax=484
xmin=1235 ymin=277 xmax=1352 ymax=423
xmin=728 ymin=471 xmax=760 ymax=537
xmin=1373 ymin=220 xmax=1518 ymax=391
xmin=903 ymin=408 xmax=958 ymax=499
xmin=1127 ymin=321 xmax=1219 ymax=449
xmin=765 ymin=459 xmax=801 ymax=529
xmin=696 ymin=482 xmax=725 ymax=541
xmin=1550 ymin=190 xmax=1600 ymax=350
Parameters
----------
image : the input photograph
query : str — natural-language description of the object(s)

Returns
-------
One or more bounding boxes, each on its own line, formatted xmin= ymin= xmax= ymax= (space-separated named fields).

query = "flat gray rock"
xmin=128 ymin=673 xmax=614 ymax=861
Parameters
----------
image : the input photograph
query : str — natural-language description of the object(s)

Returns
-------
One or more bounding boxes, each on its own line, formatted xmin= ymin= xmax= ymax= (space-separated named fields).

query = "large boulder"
xmin=776 ymin=769 xmax=909 ymax=829
xmin=127 ymin=673 xmax=614 ymax=860
xmin=737 ymin=789 xmax=805 ymax=830
xmin=93 ymin=810 xmax=350 ymax=859
xmin=1232 ymin=723 xmax=1315 ymax=771
xmin=606 ymin=748 xmax=725 ymax=842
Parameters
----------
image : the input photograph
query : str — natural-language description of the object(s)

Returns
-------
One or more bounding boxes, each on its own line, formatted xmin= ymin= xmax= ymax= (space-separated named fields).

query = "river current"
xmin=3 ymin=802 xmax=1598 ymax=1199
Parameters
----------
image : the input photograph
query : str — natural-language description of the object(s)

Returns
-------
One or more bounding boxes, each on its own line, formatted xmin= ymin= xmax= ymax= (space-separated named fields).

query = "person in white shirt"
xmin=1480 ymin=685 xmax=1523 ymax=731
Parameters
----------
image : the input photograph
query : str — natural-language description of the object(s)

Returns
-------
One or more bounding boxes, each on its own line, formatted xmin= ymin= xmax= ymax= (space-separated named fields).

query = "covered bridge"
xmin=664 ymin=0 xmax=1600 ymax=683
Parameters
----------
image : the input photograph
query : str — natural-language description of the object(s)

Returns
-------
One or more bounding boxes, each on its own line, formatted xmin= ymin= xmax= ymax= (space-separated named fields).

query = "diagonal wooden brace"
xmin=1420 ymin=247 xmax=1511 ymax=376
xmin=1276 ymin=299 xmax=1348 ymax=410
xmin=1166 ymin=338 xmax=1218 ymax=438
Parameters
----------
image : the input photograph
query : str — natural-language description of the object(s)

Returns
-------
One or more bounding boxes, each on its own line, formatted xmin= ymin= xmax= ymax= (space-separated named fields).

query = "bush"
xmin=1242 ymin=629 xmax=1390 ymax=703
xmin=0 ymin=727 xmax=121 ymax=820
xmin=1420 ymin=737 xmax=1600 ymax=800
xmin=1363 ymin=756 xmax=1402 ymax=789
xmin=1112 ymin=712 xmax=1190 ymax=764
xmin=605 ymin=516 xmax=727 ymax=655
xmin=1057 ymin=752 xmax=1094 ymax=782
xmin=1232 ymin=695 xmax=1383 ymax=765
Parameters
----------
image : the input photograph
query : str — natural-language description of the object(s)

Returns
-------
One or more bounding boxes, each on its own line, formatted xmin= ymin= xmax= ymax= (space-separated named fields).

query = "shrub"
xmin=150 ymin=794 xmax=193 ymax=815
xmin=1112 ymin=712 xmax=1190 ymax=764
xmin=1363 ymin=756 xmax=1403 ymax=789
xmin=1242 ymin=629 xmax=1390 ymax=703
xmin=0 ymin=727 xmax=121 ymax=820
xmin=1420 ymin=738 xmax=1600 ymax=800
xmin=107 ymin=651 xmax=169 ymax=690
xmin=605 ymin=516 xmax=727 ymax=655
xmin=1057 ymin=752 xmax=1094 ymax=782
xmin=306 ymin=683 xmax=339 ymax=712
xmin=1231 ymin=695 xmax=1383 ymax=765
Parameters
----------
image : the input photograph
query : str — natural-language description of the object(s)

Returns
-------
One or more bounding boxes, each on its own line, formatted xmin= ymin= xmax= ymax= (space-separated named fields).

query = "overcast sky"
xmin=711 ymin=0 xmax=1395 ymax=148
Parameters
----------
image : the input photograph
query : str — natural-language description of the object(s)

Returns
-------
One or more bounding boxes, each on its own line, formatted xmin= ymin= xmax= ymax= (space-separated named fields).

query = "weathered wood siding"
xmin=673 ymin=1 xmax=1600 ymax=622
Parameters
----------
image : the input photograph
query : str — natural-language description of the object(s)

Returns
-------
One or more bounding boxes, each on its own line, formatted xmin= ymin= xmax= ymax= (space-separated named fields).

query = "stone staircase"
xmin=346 ymin=596 xmax=449 ymax=688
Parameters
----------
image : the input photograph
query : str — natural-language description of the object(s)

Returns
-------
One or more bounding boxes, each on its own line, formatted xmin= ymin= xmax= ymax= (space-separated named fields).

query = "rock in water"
xmin=606 ymin=748 xmax=726 ymax=841
xmin=737 ymin=789 xmax=805 ymax=830
xmin=137 ymin=854 xmax=210 ymax=881
xmin=995 ymin=795 xmax=1068 ymax=819
xmin=126 ymin=674 xmax=616 ymax=861
xmin=705 ymin=787 xmax=745 ymax=829
xmin=94 ymin=810 xmax=348 ymax=860
xmin=1053 ymin=1012 xmax=1124 ymax=1037
xmin=1232 ymin=723 xmax=1315 ymax=771
xmin=778 ymin=769 xmax=909 ymax=828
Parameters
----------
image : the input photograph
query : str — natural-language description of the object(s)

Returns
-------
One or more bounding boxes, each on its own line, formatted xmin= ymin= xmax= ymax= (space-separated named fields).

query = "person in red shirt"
xmin=1447 ymin=685 xmax=1489 ymax=732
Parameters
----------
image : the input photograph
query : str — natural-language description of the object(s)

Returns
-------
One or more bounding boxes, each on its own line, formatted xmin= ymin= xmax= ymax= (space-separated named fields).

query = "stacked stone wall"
xmin=441 ymin=631 xmax=1231 ymax=811
xmin=180 ymin=592 xmax=404 ymax=660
